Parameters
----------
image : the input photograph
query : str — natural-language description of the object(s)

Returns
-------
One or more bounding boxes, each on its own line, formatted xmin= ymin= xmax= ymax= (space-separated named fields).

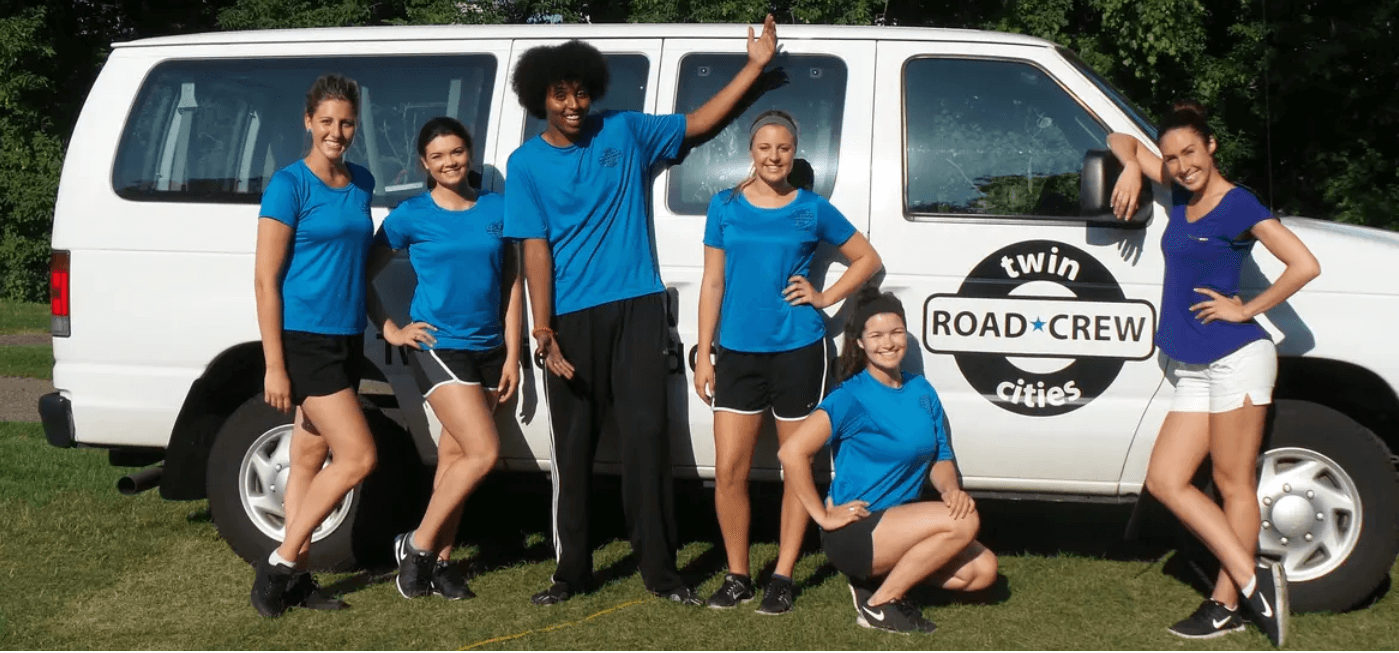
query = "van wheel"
xmin=1258 ymin=399 xmax=1399 ymax=612
xmin=206 ymin=395 xmax=427 ymax=571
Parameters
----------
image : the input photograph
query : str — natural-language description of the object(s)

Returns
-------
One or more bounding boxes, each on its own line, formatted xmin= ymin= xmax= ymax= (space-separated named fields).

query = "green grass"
xmin=0 ymin=300 xmax=49 ymax=335
xmin=0 ymin=420 xmax=1396 ymax=649
xmin=0 ymin=345 xmax=52 ymax=379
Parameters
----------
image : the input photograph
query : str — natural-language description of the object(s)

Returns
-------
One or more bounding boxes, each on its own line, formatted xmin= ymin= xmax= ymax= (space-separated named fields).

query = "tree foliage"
xmin=0 ymin=0 xmax=1395 ymax=301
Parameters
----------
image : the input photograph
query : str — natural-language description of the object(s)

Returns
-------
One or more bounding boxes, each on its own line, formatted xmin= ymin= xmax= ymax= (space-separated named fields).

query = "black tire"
xmin=206 ymin=395 xmax=428 ymax=571
xmin=1261 ymin=399 xmax=1399 ymax=612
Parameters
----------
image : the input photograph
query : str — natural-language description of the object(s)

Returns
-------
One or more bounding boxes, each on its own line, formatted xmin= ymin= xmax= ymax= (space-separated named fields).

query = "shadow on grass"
xmin=432 ymin=471 xmax=1233 ymax=602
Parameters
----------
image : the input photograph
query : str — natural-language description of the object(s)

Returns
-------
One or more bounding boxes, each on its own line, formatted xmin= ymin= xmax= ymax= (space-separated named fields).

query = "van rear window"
xmin=112 ymin=55 xmax=497 ymax=206
xmin=668 ymin=53 xmax=847 ymax=215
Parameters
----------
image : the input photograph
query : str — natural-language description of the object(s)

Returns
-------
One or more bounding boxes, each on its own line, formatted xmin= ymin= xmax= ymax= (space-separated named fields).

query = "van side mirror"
xmin=1080 ymin=149 xmax=1151 ymax=227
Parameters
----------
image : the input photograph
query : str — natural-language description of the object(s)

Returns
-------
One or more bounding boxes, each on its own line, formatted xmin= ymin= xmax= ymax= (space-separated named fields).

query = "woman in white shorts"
xmin=1108 ymin=100 xmax=1320 ymax=647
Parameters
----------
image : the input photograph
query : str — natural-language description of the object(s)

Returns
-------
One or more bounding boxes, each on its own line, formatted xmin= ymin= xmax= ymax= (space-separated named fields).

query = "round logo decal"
xmin=922 ymin=240 xmax=1155 ymax=416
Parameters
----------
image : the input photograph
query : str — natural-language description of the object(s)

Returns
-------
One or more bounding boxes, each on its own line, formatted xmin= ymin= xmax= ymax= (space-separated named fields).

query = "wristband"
xmin=531 ymin=327 xmax=555 ymax=340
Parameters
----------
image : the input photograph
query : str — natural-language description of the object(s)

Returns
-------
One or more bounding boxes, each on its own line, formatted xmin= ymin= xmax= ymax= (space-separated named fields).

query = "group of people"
xmin=249 ymin=16 xmax=1318 ymax=645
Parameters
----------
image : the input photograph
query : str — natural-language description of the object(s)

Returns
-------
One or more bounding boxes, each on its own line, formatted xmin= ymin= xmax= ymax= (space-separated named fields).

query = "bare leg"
xmin=867 ymin=501 xmax=983 ymax=605
xmin=1207 ymin=397 xmax=1268 ymax=607
xmin=413 ymin=385 xmax=500 ymax=556
xmin=276 ymin=389 xmax=376 ymax=561
xmin=282 ymin=408 xmax=328 ymax=567
xmin=712 ymin=411 xmax=764 ymax=576
xmin=432 ymin=390 xmax=500 ymax=561
xmin=922 ymin=540 xmax=998 ymax=592
xmin=773 ymin=418 xmax=813 ymax=579
xmin=1144 ymin=411 xmax=1258 ymax=591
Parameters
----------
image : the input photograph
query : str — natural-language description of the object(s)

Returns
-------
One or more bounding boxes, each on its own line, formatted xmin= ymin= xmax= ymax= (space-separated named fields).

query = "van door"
xmin=652 ymin=39 xmax=876 ymax=478
xmin=493 ymin=40 xmax=662 ymax=472
xmin=868 ymin=40 xmax=1168 ymax=495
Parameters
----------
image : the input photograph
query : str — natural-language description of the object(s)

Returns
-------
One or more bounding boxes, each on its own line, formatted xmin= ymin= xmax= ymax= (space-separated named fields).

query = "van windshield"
xmin=1058 ymin=47 xmax=1157 ymax=140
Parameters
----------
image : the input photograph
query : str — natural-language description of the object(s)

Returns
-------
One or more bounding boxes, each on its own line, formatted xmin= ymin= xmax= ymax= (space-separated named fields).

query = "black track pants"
xmin=545 ymin=292 xmax=682 ymax=592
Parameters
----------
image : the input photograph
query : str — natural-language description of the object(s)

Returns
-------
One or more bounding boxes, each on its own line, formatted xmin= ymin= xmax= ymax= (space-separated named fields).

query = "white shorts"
xmin=1161 ymin=339 xmax=1277 ymax=413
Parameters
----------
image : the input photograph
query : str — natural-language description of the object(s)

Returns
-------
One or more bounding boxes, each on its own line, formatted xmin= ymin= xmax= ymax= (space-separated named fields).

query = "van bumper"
xmin=39 ymin=393 xmax=75 ymax=448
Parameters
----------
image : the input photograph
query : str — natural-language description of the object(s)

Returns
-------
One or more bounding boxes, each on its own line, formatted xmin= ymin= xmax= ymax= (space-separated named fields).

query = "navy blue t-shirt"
xmin=704 ymin=188 xmax=857 ymax=353
xmin=1158 ymin=187 xmax=1273 ymax=364
xmin=377 ymin=191 xmax=507 ymax=351
xmin=259 ymin=160 xmax=375 ymax=335
xmin=820 ymin=371 xmax=953 ymax=513
xmin=503 ymin=110 xmax=686 ymax=316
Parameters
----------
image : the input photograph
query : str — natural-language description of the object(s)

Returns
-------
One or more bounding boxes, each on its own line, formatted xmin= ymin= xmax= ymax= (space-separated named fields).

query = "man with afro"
xmin=504 ymin=15 xmax=778 ymax=607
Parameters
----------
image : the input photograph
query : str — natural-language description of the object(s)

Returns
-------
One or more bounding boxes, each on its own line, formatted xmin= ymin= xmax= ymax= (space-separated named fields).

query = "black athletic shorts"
xmin=820 ymin=508 xmax=887 ymax=581
xmin=407 ymin=345 xmax=507 ymax=397
xmin=283 ymin=331 xmax=364 ymax=405
xmin=712 ymin=339 xmax=829 ymax=420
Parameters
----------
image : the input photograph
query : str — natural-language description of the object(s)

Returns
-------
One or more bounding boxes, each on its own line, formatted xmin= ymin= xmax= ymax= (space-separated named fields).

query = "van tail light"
xmin=50 ymin=251 xmax=70 ymax=337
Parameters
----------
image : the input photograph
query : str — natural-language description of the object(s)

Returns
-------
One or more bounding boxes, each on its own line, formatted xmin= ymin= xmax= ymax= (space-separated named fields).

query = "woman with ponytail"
xmin=1108 ymin=101 xmax=1319 ymax=646
xmin=367 ymin=117 xmax=522 ymax=601
xmin=693 ymin=109 xmax=881 ymax=614
xmin=777 ymin=289 xmax=996 ymax=635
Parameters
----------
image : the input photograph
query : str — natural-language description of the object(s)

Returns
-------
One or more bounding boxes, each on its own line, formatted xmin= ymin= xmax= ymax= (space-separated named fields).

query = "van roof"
xmin=113 ymin=23 xmax=1055 ymax=49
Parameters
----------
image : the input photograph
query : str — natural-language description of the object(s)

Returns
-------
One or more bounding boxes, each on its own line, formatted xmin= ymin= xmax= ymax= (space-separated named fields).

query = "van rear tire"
xmin=1260 ymin=399 xmax=1399 ymax=612
xmin=206 ymin=395 xmax=426 ymax=571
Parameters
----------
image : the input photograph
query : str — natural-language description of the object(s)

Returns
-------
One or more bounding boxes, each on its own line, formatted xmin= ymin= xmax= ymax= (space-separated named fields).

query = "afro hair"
xmin=511 ymin=40 xmax=610 ymax=119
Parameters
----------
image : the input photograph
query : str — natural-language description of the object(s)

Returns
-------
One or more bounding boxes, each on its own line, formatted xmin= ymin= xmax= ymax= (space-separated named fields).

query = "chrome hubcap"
xmin=1257 ymin=447 xmax=1362 ymax=582
xmin=238 ymin=424 xmax=353 ymax=543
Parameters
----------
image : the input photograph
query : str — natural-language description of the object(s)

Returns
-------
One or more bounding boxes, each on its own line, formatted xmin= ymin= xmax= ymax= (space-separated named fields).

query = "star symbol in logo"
xmin=1032 ymin=317 xmax=1046 ymax=332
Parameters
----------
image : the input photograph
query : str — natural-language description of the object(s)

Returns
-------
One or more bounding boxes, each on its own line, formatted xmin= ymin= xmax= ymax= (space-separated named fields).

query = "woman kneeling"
xmin=778 ymin=288 xmax=997 ymax=634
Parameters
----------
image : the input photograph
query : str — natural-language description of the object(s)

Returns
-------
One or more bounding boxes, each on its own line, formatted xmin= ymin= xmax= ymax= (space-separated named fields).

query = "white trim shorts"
xmin=712 ymin=339 xmax=830 ymax=421
xmin=407 ymin=345 xmax=506 ymax=398
xmin=1161 ymin=339 xmax=1277 ymax=413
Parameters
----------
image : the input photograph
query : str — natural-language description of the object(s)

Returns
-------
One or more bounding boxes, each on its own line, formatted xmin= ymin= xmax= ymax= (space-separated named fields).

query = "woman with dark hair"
xmin=694 ymin=109 xmax=881 ymax=614
xmin=777 ymin=289 xmax=997 ymax=635
xmin=504 ymin=18 xmax=779 ymax=607
xmin=251 ymin=72 xmax=376 ymax=617
xmin=367 ymin=116 xmax=523 ymax=601
xmin=1108 ymin=101 xmax=1319 ymax=646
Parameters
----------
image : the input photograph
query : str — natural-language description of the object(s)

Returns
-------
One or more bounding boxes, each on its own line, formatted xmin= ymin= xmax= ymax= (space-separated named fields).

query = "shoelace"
xmin=435 ymin=561 xmax=465 ymax=586
xmin=892 ymin=598 xmax=925 ymax=623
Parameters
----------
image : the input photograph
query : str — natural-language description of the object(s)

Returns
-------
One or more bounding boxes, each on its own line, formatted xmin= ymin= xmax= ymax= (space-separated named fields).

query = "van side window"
xmin=903 ymin=57 xmax=1108 ymax=219
xmin=112 ymin=56 xmax=497 ymax=207
xmin=523 ymin=54 xmax=649 ymax=138
xmin=668 ymin=53 xmax=847 ymax=215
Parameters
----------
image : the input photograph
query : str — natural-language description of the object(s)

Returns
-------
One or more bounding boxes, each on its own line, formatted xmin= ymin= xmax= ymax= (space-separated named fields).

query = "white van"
xmin=42 ymin=23 xmax=1399 ymax=614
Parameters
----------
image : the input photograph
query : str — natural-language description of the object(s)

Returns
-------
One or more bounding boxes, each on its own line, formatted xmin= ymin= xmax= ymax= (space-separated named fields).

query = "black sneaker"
xmin=755 ymin=575 xmax=795 ymax=615
xmin=706 ymin=573 xmax=756 ymax=609
xmin=286 ymin=571 xmax=350 ymax=611
xmin=856 ymin=596 xmax=937 ymax=634
xmin=431 ymin=559 xmax=475 ymax=600
xmin=655 ymin=585 xmax=705 ymax=606
xmin=250 ymin=557 xmax=295 ymax=618
xmin=394 ymin=531 xmax=435 ymax=599
xmin=531 ymin=581 xmax=574 ymax=606
xmin=1243 ymin=559 xmax=1288 ymax=647
xmin=848 ymin=580 xmax=875 ymax=627
xmin=1167 ymin=599 xmax=1244 ymax=639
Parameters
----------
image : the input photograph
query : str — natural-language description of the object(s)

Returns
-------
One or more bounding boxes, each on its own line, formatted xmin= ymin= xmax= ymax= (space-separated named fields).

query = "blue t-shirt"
xmin=259 ymin=160 xmax=375 ymax=335
xmin=704 ymin=188 xmax=857 ymax=353
xmin=503 ymin=110 xmax=686 ymax=316
xmin=1158 ymin=187 xmax=1273 ymax=364
xmin=376 ymin=191 xmax=507 ymax=351
xmin=819 ymin=371 xmax=953 ymax=513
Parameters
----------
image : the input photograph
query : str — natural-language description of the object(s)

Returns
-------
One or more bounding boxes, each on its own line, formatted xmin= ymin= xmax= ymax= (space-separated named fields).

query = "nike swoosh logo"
xmin=1258 ymin=592 xmax=1273 ymax=618
xmin=1212 ymin=616 xmax=1233 ymax=628
xmin=864 ymin=606 xmax=886 ymax=622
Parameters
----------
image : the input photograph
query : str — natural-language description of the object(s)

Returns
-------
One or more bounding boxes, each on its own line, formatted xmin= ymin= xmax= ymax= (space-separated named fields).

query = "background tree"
xmin=1 ymin=0 xmax=1395 ymax=302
